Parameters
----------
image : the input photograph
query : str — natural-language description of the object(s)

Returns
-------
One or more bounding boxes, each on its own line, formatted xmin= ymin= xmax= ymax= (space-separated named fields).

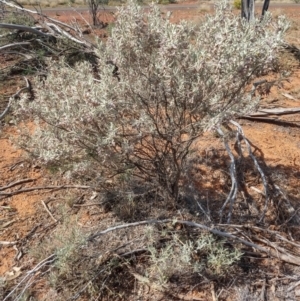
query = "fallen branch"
xmin=218 ymin=223 xmax=300 ymax=252
xmin=282 ymin=93 xmax=297 ymax=101
xmin=237 ymin=115 xmax=300 ymax=128
xmin=0 ymin=41 xmax=31 ymax=52
xmin=72 ymin=200 xmax=108 ymax=207
xmin=89 ymin=219 xmax=300 ymax=266
xmin=275 ymin=184 xmax=300 ymax=224
xmin=0 ymin=0 xmax=77 ymax=32
xmin=217 ymin=126 xmax=238 ymax=223
xmin=0 ymin=0 xmax=95 ymax=48
xmin=0 ymin=241 xmax=17 ymax=246
xmin=0 ymin=23 xmax=50 ymax=38
xmin=3 ymin=254 xmax=56 ymax=301
xmin=248 ymin=107 xmax=300 ymax=117
xmin=230 ymin=120 xmax=269 ymax=222
xmin=46 ymin=21 xmax=90 ymax=46
xmin=0 ymin=184 xmax=91 ymax=199
xmin=0 ymin=178 xmax=35 ymax=191
xmin=287 ymin=279 xmax=300 ymax=293
xmin=41 ymin=200 xmax=57 ymax=222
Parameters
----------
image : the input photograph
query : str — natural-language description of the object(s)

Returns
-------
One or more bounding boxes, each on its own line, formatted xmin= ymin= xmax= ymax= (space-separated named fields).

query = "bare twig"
xmin=72 ymin=200 xmax=108 ymax=207
xmin=0 ymin=178 xmax=35 ymax=191
xmin=196 ymin=200 xmax=211 ymax=222
xmin=211 ymin=282 xmax=217 ymax=301
xmin=46 ymin=22 xmax=92 ymax=46
xmin=0 ymin=0 xmax=95 ymax=48
xmin=9 ymin=160 xmax=25 ymax=171
xmin=119 ymin=248 xmax=148 ymax=257
xmin=230 ymin=120 xmax=269 ymax=222
xmin=0 ymin=0 xmax=76 ymax=32
xmin=218 ymin=223 xmax=300 ymax=250
xmin=249 ymin=107 xmax=300 ymax=117
xmin=89 ymin=219 xmax=300 ymax=265
xmin=0 ymin=241 xmax=17 ymax=245
xmin=3 ymin=254 xmax=56 ymax=301
xmin=0 ymin=41 xmax=31 ymax=52
xmin=260 ymin=276 xmax=267 ymax=301
xmin=217 ymin=126 xmax=238 ymax=223
xmin=0 ymin=184 xmax=91 ymax=199
xmin=250 ymin=186 xmax=265 ymax=196
xmin=287 ymin=280 xmax=300 ymax=292
xmin=0 ymin=23 xmax=51 ymax=37
xmin=41 ymin=200 xmax=57 ymax=222
xmin=274 ymin=184 xmax=300 ymax=224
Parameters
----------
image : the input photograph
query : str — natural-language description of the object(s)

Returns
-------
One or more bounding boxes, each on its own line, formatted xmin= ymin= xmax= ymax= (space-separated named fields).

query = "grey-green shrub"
xmin=17 ymin=0 xmax=288 ymax=201
xmin=147 ymin=233 xmax=242 ymax=285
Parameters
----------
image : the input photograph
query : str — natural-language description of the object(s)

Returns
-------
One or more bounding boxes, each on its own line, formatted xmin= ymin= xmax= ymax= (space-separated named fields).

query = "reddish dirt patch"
xmin=0 ymin=127 xmax=45 ymax=275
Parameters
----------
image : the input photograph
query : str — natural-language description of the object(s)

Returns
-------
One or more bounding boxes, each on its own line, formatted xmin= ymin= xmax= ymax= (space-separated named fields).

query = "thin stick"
xmin=3 ymin=254 xmax=56 ymax=301
xmin=230 ymin=120 xmax=269 ymax=222
xmin=250 ymin=186 xmax=265 ymax=196
xmin=217 ymin=127 xmax=238 ymax=223
xmin=0 ymin=178 xmax=35 ymax=191
xmin=218 ymin=223 xmax=300 ymax=249
xmin=41 ymin=200 xmax=57 ymax=222
xmin=196 ymin=201 xmax=211 ymax=222
xmin=119 ymin=248 xmax=148 ymax=257
xmin=0 ymin=0 xmax=76 ymax=32
xmin=287 ymin=280 xmax=300 ymax=292
xmin=45 ymin=22 xmax=90 ymax=46
xmin=1 ymin=0 xmax=94 ymax=48
xmin=0 ymin=41 xmax=31 ymax=51
xmin=89 ymin=219 xmax=300 ymax=265
xmin=0 ymin=241 xmax=17 ymax=245
xmin=274 ymin=184 xmax=300 ymax=224
xmin=0 ymin=184 xmax=90 ymax=198
xmin=0 ymin=23 xmax=50 ymax=38
xmin=72 ymin=200 xmax=108 ymax=207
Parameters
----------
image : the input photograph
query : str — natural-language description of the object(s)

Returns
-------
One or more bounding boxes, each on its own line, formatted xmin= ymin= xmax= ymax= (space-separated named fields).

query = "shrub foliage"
xmin=17 ymin=0 xmax=288 ymax=202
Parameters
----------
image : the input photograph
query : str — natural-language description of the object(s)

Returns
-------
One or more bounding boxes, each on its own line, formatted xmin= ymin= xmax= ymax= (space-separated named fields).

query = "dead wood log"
xmin=230 ymin=120 xmax=270 ymax=222
xmin=0 ymin=41 xmax=31 ymax=52
xmin=0 ymin=23 xmax=50 ymax=38
xmin=88 ymin=219 xmax=300 ymax=266
xmin=0 ymin=0 xmax=95 ymax=50
xmin=248 ymin=107 xmax=300 ymax=117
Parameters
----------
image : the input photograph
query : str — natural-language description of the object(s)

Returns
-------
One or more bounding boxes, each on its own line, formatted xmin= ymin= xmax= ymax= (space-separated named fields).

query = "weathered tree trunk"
xmin=242 ymin=0 xmax=271 ymax=21
xmin=241 ymin=0 xmax=255 ymax=21
xmin=261 ymin=0 xmax=270 ymax=16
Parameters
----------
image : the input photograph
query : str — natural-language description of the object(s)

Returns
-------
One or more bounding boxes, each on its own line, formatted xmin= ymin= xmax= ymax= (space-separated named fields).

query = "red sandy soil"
xmin=1 ymin=4 xmax=300 ymax=300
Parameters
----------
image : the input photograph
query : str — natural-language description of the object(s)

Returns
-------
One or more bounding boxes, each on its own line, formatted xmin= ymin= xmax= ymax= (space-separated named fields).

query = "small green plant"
xmin=147 ymin=233 xmax=242 ymax=287
xmin=233 ymin=0 xmax=241 ymax=9
xmin=29 ymin=209 xmax=87 ymax=284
